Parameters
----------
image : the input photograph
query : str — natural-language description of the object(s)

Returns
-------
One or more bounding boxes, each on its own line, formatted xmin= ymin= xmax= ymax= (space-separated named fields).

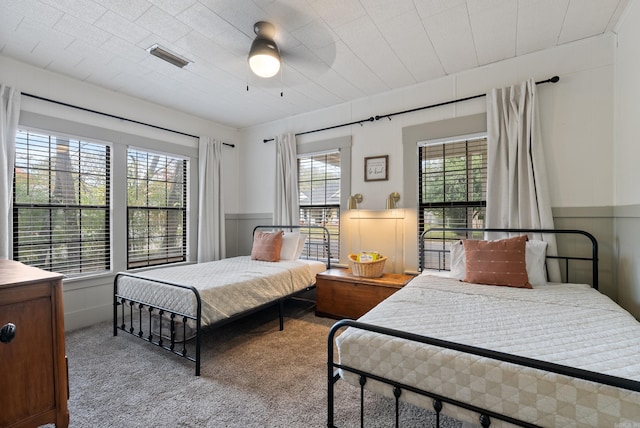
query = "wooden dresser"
xmin=0 ymin=259 xmax=69 ymax=428
xmin=316 ymin=268 xmax=415 ymax=319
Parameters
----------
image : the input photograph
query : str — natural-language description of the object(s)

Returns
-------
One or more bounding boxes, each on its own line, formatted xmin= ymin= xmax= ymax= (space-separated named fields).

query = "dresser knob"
xmin=0 ymin=323 xmax=16 ymax=344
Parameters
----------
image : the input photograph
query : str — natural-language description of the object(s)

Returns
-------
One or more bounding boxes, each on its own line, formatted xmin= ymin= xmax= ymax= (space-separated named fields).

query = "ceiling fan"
xmin=246 ymin=16 xmax=337 ymax=82
xmin=248 ymin=21 xmax=281 ymax=78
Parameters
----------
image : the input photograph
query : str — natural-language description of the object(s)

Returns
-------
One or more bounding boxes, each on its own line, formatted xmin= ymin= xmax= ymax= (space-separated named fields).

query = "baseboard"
xmin=64 ymin=303 xmax=112 ymax=332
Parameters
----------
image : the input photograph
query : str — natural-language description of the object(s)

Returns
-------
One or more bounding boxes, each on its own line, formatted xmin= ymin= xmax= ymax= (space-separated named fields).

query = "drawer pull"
xmin=0 ymin=323 xmax=16 ymax=344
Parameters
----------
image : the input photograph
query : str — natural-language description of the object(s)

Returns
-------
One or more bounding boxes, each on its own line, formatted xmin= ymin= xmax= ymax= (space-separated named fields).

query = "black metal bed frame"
xmin=114 ymin=225 xmax=331 ymax=376
xmin=327 ymin=228 xmax=640 ymax=427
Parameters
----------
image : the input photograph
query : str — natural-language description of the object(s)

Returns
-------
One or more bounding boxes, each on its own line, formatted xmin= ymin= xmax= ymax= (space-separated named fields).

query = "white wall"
xmin=613 ymin=0 xmax=640 ymax=317
xmin=239 ymin=35 xmax=616 ymax=274
xmin=614 ymin=0 xmax=640 ymax=206
xmin=0 ymin=55 xmax=241 ymax=330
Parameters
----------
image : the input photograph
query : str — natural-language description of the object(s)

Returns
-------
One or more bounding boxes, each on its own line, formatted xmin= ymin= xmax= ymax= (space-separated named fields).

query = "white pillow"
xmin=525 ymin=240 xmax=548 ymax=286
xmin=293 ymin=234 xmax=308 ymax=259
xmin=449 ymin=240 xmax=466 ymax=280
xmin=279 ymin=232 xmax=300 ymax=260
xmin=448 ymin=238 xmax=548 ymax=286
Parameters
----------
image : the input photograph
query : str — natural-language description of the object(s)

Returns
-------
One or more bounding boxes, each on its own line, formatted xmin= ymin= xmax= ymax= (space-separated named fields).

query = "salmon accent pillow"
xmin=251 ymin=231 xmax=284 ymax=262
xmin=463 ymin=235 xmax=531 ymax=288
xmin=450 ymin=239 xmax=548 ymax=286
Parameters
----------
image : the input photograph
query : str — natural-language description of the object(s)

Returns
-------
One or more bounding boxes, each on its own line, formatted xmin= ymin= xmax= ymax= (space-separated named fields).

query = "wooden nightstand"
xmin=315 ymin=268 xmax=415 ymax=319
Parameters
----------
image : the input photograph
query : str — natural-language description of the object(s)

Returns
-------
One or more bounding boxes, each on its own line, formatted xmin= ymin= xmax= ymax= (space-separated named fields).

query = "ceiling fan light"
xmin=248 ymin=38 xmax=281 ymax=78
xmin=249 ymin=54 xmax=280 ymax=78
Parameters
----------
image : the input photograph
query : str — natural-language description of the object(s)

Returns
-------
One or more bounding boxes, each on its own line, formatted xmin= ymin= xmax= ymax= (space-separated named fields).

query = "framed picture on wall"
xmin=364 ymin=155 xmax=388 ymax=182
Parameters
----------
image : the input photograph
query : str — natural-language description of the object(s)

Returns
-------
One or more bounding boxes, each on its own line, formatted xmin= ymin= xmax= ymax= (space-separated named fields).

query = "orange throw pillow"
xmin=251 ymin=231 xmax=283 ymax=262
xmin=463 ymin=236 xmax=531 ymax=288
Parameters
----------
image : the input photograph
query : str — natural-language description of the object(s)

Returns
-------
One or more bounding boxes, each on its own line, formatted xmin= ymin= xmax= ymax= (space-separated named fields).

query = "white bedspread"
xmin=117 ymin=256 xmax=325 ymax=326
xmin=336 ymin=275 xmax=640 ymax=426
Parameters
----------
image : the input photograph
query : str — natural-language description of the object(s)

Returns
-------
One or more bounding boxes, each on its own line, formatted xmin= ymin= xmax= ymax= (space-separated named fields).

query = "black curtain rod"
xmin=22 ymin=92 xmax=235 ymax=148
xmin=262 ymin=117 xmax=375 ymax=143
xmin=263 ymin=75 xmax=560 ymax=143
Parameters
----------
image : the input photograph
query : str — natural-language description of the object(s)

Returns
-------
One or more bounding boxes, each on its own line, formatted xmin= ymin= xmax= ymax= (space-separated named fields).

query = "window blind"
xmin=13 ymin=130 xmax=111 ymax=276
xmin=298 ymin=151 xmax=340 ymax=260
xmin=127 ymin=148 xmax=187 ymax=268
xmin=418 ymin=136 xmax=487 ymax=270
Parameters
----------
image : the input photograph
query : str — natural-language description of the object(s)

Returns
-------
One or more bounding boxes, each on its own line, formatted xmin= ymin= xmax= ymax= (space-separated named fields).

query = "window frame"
xmin=296 ymin=136 xmax=351 ymax=264
xmin=12 ymin=127 xmax=112 ymax=277
xmin=126 ymin=147 xmax=189 ymax=269
xmin=298 ymin=149 xmax=341 ymax=261
xmin=418 ymin=132 xmax=488 ymax=270
xmin=11 ymin=113 xmax=199 ymax=279
xmin=401 ymin=113 xmax=487 ymax=273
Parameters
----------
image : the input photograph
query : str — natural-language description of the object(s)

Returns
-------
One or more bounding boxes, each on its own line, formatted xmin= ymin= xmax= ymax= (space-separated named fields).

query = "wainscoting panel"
xmin=552 ymin=206 xmax=615 ymax=303
xmin=612 ymin=205 xmax=640 ymax=319
xmin=225 ymin=213 xmax=273 ymax=257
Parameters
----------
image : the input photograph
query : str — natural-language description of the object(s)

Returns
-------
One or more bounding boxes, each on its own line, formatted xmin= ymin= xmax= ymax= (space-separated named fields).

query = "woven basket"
xmin=348 ymin=254 xmax=387 ymax=278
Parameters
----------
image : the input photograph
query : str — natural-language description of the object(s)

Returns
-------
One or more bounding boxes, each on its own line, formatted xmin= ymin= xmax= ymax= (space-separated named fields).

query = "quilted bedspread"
xmin=116 ymin=256 xmax=325 ymax=326
xmin=336 ymin=274 xmax=640 ymax=426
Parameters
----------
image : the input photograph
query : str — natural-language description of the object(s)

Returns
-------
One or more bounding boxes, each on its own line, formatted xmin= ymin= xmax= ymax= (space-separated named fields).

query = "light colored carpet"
xmin=61 ymin=301 xmax=463 ymax=427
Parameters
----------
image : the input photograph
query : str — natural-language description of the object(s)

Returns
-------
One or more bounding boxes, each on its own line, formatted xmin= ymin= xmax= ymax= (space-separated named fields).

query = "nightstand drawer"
xmin=316 ymin=269 xmax=414 ymax=319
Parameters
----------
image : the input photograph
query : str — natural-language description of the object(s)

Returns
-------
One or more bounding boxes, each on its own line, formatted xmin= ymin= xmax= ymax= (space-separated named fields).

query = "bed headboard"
xmin=420 ymin=227 xmax=599 ymax=289
xmin=253 ymin=225 xmax=332 ymax=269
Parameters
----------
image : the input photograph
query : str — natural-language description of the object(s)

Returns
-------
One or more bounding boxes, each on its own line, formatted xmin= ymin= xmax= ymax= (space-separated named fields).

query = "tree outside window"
xmin=13 ymin=130 xmax=110 ymax=276
xmin=126 ymin=149 xmax=187 ymax=268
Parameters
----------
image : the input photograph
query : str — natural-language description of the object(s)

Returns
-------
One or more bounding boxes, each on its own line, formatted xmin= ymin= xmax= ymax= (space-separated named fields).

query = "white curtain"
xmin=0 ymin=85 xmax=21 ymax=260
xmin=274 ymin=133 xmax=299 ymax=225
xmin=197 ymin=136 xmax=226 ymax=262
xmin=486 ymin=78 xmax=561 ymax=282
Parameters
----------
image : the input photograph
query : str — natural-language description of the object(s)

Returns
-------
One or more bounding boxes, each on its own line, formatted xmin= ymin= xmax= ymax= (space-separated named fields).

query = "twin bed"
xmin=113 ymin=225 xmax=330 ymax=375
xmin=328 ymin=228 xmax=640 ymax=427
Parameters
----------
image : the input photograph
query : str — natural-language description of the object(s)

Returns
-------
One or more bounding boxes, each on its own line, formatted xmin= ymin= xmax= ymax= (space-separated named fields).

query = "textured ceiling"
xmin=0 ymin=0 xmax=630 ymax=128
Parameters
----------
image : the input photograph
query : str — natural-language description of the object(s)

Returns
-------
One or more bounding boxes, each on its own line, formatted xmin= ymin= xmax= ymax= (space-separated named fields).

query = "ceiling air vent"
xmin=147 ymin=44 xmax=190 ymax=68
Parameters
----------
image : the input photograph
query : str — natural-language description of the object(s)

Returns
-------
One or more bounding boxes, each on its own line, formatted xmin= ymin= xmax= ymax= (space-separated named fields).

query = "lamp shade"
xmin=248 ymin=22 xmax=281 ymax=78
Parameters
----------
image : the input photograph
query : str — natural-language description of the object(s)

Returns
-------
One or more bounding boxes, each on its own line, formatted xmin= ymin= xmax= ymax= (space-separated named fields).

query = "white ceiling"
xmin=0 ymin=0 xmax=630 ymax=129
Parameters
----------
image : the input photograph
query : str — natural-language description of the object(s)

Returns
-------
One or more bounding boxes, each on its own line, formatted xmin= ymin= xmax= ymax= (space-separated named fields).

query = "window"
xmin=298 ymin=151 xmax=340 ymax=260
xmin=127 ymin=148 xmax=187 ymax=268
xmin=13 ymin=129 xmax=110 ymax=276
xmin=418 ymin=134 xmax=487 ymax=270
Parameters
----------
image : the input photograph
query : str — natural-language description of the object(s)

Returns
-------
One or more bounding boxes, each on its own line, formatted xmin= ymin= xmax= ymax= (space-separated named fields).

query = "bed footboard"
xmin=113 ymin=272 xmax=203 ymax=376
xmin=328 ymin=319 xmax=640 ymax=428
xmin=114 ymin=273 xmax=316 ymax=376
